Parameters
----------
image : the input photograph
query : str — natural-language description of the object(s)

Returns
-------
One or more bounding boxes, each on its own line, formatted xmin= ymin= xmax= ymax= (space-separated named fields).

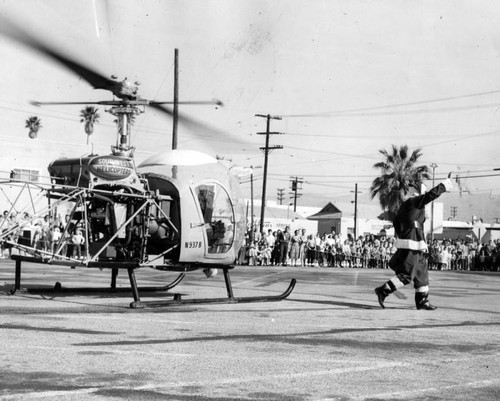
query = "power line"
xmin=419 ymin=129 xmax=500 ymax=149
xmin=269 ymin=168 xmax=500 ymax=180
xmin=281 ymin=88 xmax=500 ymax=118
xmin=285 ymin=131 xmax=471 ymax=139
xmin=454 ymin=173 xmax=500 ymax=180
xmin=270 ymin=172 xmax=375 ymax=178
xmin=283 ymin=102 xmax=500 ymax=118
xmin=275 ymin=127 xmax=499 ymax=165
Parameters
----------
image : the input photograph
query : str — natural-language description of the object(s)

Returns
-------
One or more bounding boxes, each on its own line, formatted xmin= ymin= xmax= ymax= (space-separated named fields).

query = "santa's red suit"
xmin=375 ymin=178 xmax=452 ymax=310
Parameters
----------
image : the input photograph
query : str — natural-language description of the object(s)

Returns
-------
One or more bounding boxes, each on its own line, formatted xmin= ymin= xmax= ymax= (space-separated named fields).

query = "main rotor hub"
xmin=107 ymin=104 xmax=144 ymax=157
xmin=116 ymin=78 xmax=140 ymax=100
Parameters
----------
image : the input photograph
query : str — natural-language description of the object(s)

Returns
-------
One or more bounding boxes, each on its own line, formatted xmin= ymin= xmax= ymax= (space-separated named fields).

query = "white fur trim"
xmin=390 ymin=276 xmax=405 ymax=289
xmin=395 ymin=238 xmax=428 ymax=251
xmin=441 ymin=178 xmax=453 ymax=192
xmin=415 ymin=285 xmax=429 ymax=293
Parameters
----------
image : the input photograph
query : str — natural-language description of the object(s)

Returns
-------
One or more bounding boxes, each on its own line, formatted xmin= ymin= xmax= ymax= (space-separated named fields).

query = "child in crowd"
xmin=247 ymin=242 xmax=259 ymax=266
xmin=71 ymin=228 xmax=85 ymax=259
xmin=50 ymin=226 xmax=62 ymax=254
xmin=258 ymin=242 xmax=272 ymax=266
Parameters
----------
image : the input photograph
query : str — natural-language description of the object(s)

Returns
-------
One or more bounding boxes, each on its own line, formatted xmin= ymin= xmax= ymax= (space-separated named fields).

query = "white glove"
xmin=441 ymin=172 xmax=453 ymax=191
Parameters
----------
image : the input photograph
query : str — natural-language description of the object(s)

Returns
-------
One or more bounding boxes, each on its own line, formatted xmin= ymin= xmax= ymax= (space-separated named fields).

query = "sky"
xmin=0 ymin=0 xmax=500 ymax=222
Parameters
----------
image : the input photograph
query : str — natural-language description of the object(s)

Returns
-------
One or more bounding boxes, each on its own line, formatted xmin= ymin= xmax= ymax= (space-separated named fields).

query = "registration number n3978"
xmin=185 ymin=241 xmax=202 ymax=249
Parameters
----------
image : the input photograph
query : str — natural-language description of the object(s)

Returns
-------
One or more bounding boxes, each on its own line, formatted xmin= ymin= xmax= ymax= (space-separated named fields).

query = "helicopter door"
xmin=194 ymin=183 xmax=235 ymax=257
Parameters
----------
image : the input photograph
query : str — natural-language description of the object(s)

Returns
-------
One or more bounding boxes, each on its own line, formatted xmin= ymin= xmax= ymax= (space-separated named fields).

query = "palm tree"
xmin=25 ymin=116 xmax=42 ymax=139
xmin=80 ymin=106 xmax=100 ymax=144
xmin=370 ymin=145 xmax=430 ymax=222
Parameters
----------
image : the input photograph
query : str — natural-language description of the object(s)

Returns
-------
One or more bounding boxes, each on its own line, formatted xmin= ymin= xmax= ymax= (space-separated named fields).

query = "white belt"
xmin=395 ymin=238 xmax=428 ymax=251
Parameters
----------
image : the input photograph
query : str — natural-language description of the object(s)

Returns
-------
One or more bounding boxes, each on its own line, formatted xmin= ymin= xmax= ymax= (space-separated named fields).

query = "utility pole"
xmin=289 ymin=176 xmax=303 ymax=212
xmin=351 ymin=183 xmax=359 ymax=240
xmin=250 ymin=168 xmax=255 ymax=238
xmin=172 ymin=48 xmax=179 ymax=179
xmin=256 ymin=114 xmax=283 ymax=233
xmin=277 ymin=188 xmax=285 ymax=205
xmin=430 ymin=163 xmax=437 ymax=240
xmin=172 ymin=48 xmax=179 ymax=150
xmin=237 ymin=165 xmax=261 ymax=242
xmin=450 ymin=206 xmax=458 ymax=219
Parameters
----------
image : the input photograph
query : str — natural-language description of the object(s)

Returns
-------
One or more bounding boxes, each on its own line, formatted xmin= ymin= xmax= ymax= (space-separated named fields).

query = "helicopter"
xmin=0 ymin=17 xmax=296 ymax=308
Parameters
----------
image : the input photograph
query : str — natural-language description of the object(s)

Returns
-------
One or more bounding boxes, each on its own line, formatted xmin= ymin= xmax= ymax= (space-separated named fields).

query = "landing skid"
xmin=8 ymin=255 xmax=297 ymax=309
xmin=9 ymin=255 xmax=185 ymax=297
xmin=128 ymin=267 xmax=297 ymax=309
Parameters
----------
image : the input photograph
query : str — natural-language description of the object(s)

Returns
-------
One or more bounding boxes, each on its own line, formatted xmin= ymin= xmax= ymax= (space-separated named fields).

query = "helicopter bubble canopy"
xmin=138 ymin=149 xmax=245 ymax=264
xmin=139 ymin=149 xmax=218 ymax=168
xmin=137 ymin=149 xmax=235 ymax=188
xmin=137 ymin=149 xmax=241 ymax=195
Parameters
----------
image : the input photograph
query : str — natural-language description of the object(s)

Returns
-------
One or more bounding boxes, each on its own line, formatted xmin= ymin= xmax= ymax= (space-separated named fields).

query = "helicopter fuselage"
xmin=45 ymin=153 xmax=244 ymax=269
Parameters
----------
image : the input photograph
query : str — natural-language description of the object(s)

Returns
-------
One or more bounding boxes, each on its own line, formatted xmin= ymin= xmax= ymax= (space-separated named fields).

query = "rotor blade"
xmin=149 ymin=104 xmax=238 ymax=144
xmin=31 ymin=98 xmax=223 ymax=108
xmin=31 ymin=100 xmax=122 ymax=107
xmin=0 ymin=16 xmax=116 ymax=92
xmin=149 ymin=104 xmax=173 ymax=117
xmin=150 ymin=99 xmax=224 ymax=107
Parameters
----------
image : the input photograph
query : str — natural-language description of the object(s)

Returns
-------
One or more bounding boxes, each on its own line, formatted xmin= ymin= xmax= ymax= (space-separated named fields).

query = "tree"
xmin=25 ymin=116 xmax=42 ymax=139
xmin=370 ymin=145 xmax=430 ymax=222
xmin=80 ymin=106 xmax=100 ymax=144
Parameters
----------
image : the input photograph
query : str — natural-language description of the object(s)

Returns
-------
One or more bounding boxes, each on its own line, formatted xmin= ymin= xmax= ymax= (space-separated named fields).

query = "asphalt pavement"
xmin=0 ymin=259 xmax=499 ymax=400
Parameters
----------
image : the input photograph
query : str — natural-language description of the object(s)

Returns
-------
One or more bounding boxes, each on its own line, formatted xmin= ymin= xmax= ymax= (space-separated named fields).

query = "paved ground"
xmin=0 ymin=258 xmax=499 ymax=400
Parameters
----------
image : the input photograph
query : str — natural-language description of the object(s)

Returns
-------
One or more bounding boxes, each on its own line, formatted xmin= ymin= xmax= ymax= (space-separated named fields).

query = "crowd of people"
xmin=0 ymin=210 xmax=85 ymax=259
xmin=2 ymin=210 xmax=500 ymax=273
xmin=241 ymin=226 xmax=500 ymax=272
xmin=427 ymin=238 xmax=500 ymax=272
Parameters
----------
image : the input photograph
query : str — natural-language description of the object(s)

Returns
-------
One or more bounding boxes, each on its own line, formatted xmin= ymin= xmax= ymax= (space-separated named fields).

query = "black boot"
xmin=415 ymin=292 xmax=437 ymax=310
xmin=374 ymin=283 xmax=394 ymax=309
